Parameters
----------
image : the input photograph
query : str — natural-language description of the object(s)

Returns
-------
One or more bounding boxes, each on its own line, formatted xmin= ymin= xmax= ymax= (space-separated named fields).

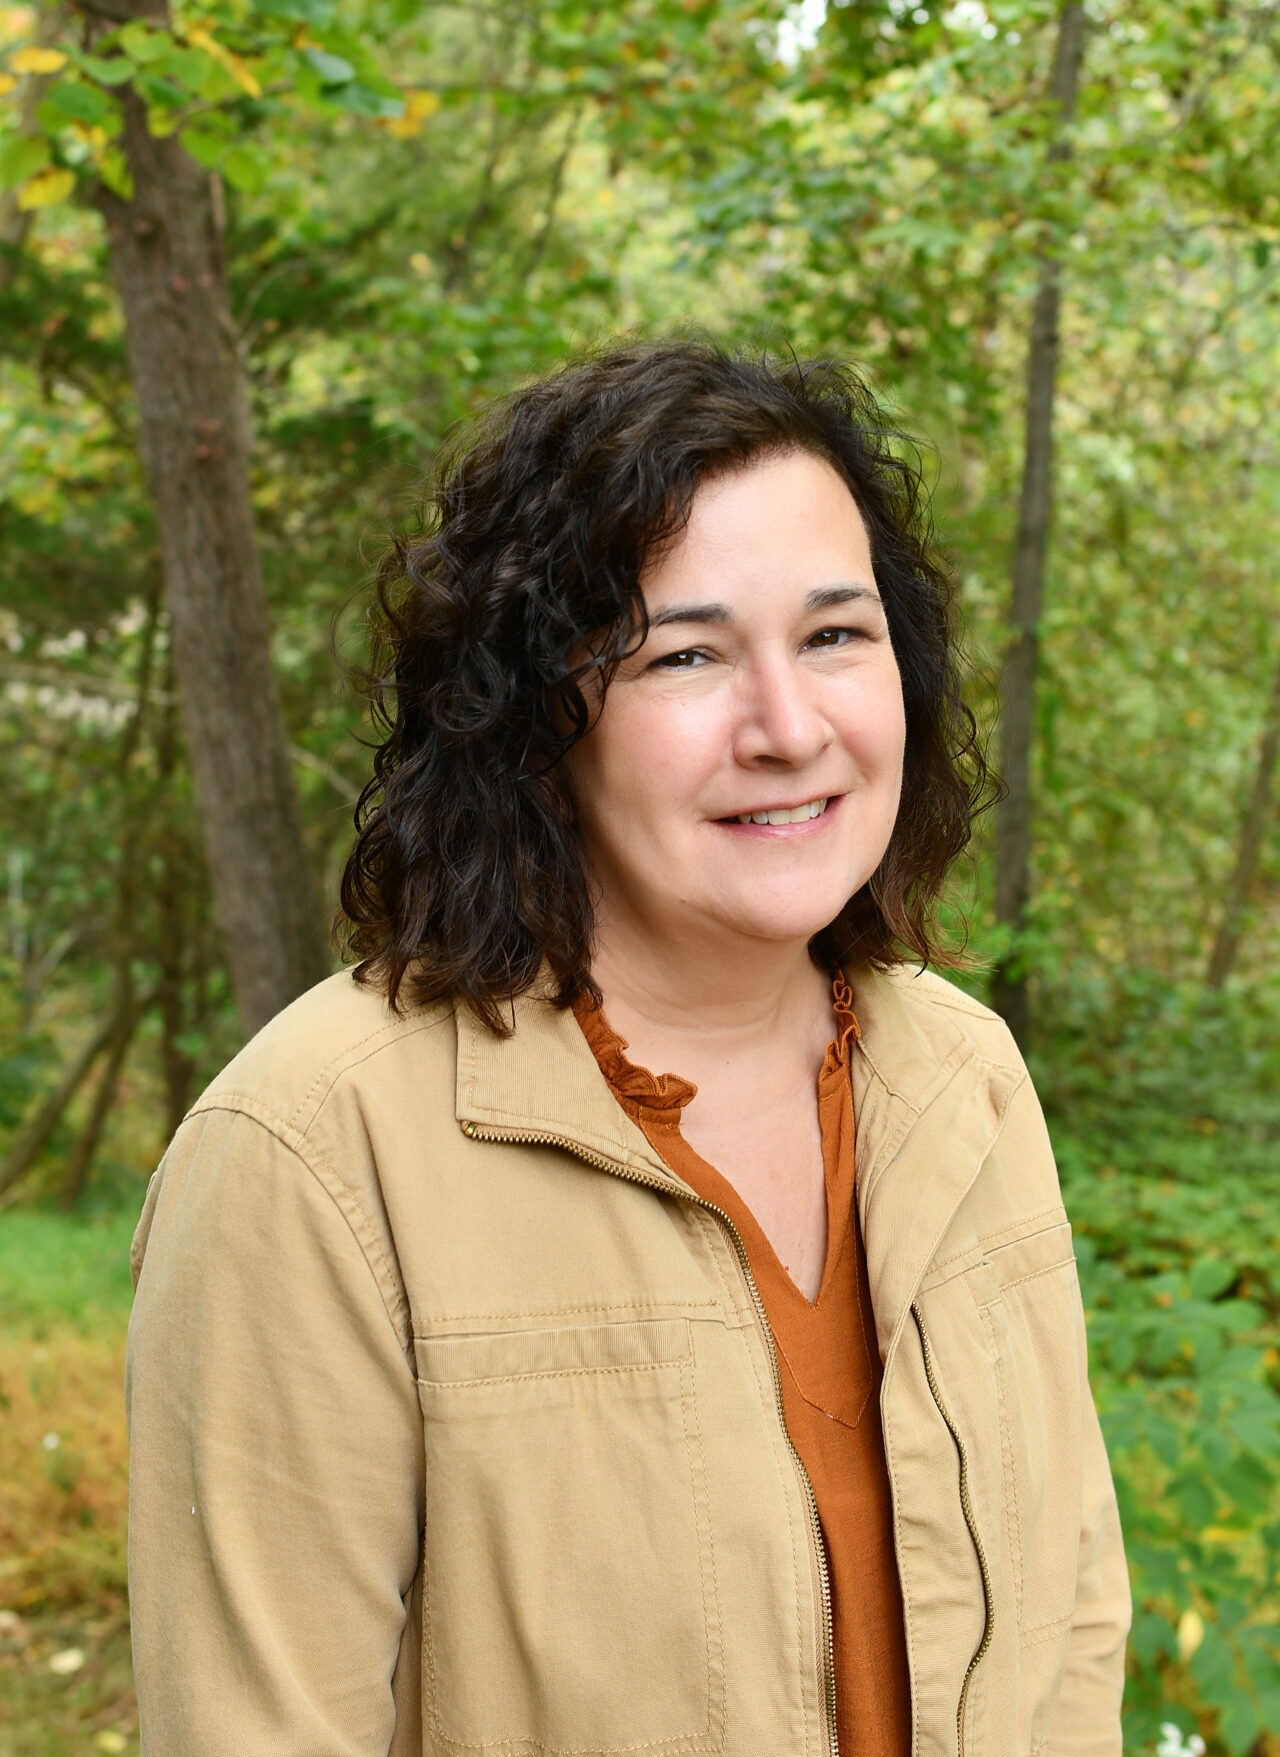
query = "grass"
xmin=0 ymin=1208 xmax=137 ymax=1337
xmin=0 ymin=1201 xmax=138 ymax=1757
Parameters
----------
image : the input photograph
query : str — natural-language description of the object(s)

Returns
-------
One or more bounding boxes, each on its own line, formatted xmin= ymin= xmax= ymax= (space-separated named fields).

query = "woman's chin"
xmin=695 ymin=893 xmax=855 ymax=951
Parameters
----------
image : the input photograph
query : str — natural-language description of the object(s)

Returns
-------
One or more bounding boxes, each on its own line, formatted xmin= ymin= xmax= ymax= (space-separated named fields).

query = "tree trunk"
xmin=90 ymin=1 xmax=330 ymax=1039
xmin=1206 ymin=648 xmax=1280 ymax=989
xmin=991 ymin=0 xmax=1088 ymax=1050
xmin=60 ymin=988 xmax=145 ymax=1211
xmin=0 ymin=1007 xmax=123 ymax=1199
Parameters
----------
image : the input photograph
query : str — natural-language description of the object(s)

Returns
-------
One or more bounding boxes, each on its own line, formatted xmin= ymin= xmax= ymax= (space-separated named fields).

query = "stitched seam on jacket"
xmin=418 ymin=1361 xmax=680 ymax=1389
xmin=975 ymin=1258 xmax=1077 ymax=1306
xmin=181 ymin=1094 xmax=413 ymax=1356
xmin=1019 ymin=1616 xmax=1074 ymax=1650
xmin=414 ymin=1298 xmax=720 ymax=1328
xmin=680 ymin=1349 xmax=727 ymax=1750
xmin=858 ymin=1049 xmax=1022 ymax=1206
xmin=977 ymin=1299 xmax=1023 ymax=1620
xmin=286 ymin=1004 xmax=452 ymax=1132
xmin=928 ymin=1209 xmax=1068 ymax=1278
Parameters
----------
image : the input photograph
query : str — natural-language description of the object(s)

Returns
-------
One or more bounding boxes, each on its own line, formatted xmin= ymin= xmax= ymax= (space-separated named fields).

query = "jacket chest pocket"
xmin=415 ymin=1319 xmax=724 ymax=1757
xmin=973 ymin=1235 xmax=1085 ymax=1644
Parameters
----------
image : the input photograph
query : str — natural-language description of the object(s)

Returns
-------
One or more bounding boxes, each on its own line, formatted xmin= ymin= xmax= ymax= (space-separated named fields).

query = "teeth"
xmin=735 ymin=798 xmax=828 ymax=826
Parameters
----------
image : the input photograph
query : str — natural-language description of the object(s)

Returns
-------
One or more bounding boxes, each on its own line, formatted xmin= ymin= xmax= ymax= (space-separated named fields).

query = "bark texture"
xmin=1206 ymin=649 xmax=1280 ymax=989
xmin=93 ymin=9 xmax=329 ymax=1038
xmin=991 ymin=0 xmax=1088 ymax=1049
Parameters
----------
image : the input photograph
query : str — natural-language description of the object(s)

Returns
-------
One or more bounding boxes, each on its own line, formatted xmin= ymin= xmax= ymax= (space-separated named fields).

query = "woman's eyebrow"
xmin=648 ymin=583 xmax=881 ymax=629
xmin=648 ymin=601 xmax=732 ymax=628
xmin=805 ymin=583 xmax=882 ymax=611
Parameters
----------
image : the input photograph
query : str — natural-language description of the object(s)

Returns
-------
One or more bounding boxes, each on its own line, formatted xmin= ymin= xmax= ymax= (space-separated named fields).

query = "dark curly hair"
xmin=339 ymin=339 xmax=992 ymax=1031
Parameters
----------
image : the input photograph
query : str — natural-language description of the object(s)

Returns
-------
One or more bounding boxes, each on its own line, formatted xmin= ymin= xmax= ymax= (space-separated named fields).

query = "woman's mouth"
xmin=724 ymin=796 xmax=831 ymax=826
xmin=733 ymin=797 xmax=825 ymax=822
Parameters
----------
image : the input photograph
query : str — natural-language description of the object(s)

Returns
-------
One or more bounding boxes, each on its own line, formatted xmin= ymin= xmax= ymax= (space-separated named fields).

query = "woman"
xmin=127 ymin=342 xmax=1129 ymax=1757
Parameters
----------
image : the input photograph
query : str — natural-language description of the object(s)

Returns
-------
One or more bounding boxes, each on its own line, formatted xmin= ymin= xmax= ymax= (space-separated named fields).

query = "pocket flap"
xmin=415 ymin=1318 xmax=691 ymax=1384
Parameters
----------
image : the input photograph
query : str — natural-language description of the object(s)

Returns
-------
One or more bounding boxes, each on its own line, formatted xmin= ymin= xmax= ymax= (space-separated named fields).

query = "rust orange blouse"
xmin=575 ymin=980 xmax=911 ymax=1757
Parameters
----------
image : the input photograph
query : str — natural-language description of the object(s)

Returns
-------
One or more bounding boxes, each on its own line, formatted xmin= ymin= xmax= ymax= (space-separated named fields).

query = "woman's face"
xmin=564 ymin=449 xmax=907 ymax=958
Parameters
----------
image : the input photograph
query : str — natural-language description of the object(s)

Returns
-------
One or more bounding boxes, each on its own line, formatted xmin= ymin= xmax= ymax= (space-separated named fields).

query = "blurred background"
xmin=0 ymin=1 xmax=1277 ymax=1752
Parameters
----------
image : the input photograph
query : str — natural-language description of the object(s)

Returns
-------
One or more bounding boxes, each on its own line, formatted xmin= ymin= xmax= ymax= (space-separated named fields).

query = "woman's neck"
xmin=587 ymin=914 xmax=834 ymax=1081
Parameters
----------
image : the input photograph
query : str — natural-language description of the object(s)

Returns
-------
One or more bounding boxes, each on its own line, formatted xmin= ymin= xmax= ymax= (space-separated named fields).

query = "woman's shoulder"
xmin=860 ymin=963 xmax=1027 ymax=1077
xmin=189 ymin=969 xmax=458 ymax=1142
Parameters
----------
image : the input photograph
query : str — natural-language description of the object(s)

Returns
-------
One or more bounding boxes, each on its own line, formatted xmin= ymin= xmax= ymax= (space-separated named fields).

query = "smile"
xmin=732 ymin=797 xmax=829 ymax=826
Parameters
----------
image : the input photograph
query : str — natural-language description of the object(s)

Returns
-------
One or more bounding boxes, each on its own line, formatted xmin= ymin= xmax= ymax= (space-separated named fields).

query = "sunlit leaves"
xmin=14 ymin=164 xmax=73 ymax=207
xmin=10 ymin=45 xmax=65 ymax=75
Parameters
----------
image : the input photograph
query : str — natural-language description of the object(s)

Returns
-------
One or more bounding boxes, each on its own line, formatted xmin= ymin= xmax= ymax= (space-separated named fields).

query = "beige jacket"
xmin=127 ymin=964 xmax=1129 ymax=1757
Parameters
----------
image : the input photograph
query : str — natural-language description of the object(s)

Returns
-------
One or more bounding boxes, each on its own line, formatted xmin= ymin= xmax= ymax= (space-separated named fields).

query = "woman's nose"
xmin=731 ymin=653 xmax=833 ymax=769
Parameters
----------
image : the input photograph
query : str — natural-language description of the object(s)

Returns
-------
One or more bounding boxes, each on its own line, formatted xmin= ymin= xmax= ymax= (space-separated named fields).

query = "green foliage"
xmin=1040 ymin=976 xmax=1280 ymax=1752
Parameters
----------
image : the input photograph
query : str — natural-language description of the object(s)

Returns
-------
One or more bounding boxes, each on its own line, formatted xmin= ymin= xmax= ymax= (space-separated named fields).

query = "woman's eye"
xmin=651 ymin=648 xmax=706 ymax=670
xmin=805 ymin=626 xmax=863 ymax=649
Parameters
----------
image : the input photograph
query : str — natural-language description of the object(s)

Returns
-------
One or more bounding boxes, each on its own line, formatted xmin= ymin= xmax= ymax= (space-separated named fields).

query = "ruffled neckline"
xmin=574 ymin=974 xmax=859 ymax=1132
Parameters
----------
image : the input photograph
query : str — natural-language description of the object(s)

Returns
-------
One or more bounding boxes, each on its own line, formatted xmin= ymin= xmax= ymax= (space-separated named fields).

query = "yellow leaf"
xmin=11 ymin=44 xmax=67 ymax=74
xmin=186 ymin=24 xmax=261 ymax=98
xmin=16 ymin=165 xmax=75 ymax=209
xmin=1176 ymin=1608 xmax=1204 ymax=1663
xmin=383 ymin=87 xmax=440 ymax=138
xmin=0 ymin=72 xmax=17 ymax=94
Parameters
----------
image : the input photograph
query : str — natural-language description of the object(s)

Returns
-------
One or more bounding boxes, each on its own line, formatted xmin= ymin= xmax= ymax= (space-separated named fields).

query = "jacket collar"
xmin=455 ymin=964 xmax=1024 ymax=1351
xmin=454 ymin=985 xmax=685 ymax=1191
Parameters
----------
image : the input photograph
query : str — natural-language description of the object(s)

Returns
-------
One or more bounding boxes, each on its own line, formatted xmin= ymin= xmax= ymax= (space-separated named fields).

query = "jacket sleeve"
xmin=126 ymin=1103 xmax=424 ymax=1757
xmin=1047 ymin=1308 xmax=1132 ymax=1757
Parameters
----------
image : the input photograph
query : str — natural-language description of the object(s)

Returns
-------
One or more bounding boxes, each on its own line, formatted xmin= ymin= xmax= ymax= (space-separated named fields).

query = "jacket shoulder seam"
xmin=283 ymin=1004 xmax=452 ymax=1134
xmin=185 ymin=1091 xmax=413 ymax=1357
xmin=915 ymin=999 xmax=1025 ymax=1077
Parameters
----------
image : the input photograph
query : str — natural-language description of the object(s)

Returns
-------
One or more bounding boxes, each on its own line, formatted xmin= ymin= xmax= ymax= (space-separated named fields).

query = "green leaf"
xmin=1218 ymin=1685 xmax=1260 ymax=1754
xmin=117 ymin=20 xmax=169 ymax=63
xmin=75 ymin=52 xmax=136 ymax=87
xmin=222 ymin=144 xmax=268 ymax=194
xmin=160 ymin=47 xmax=226 ymax=95
xmin=302 ymin=47 xmax=356 ymax=86
xmin=1128 ymin=1609 xmax=1174 ymax=1666
xmin=0 ymin=135 xmax=52 ymax=194
xmin=38 ymin=81 xmax=115 ymax=127
xmin=1189 ymin=1257 xmax=1235 ymax=1300
xmin=331 ymin=82 xmax=401 ymax=117
xmin=1191 ymin=1627 xmax=1236 ymax=1699
xmin=179 ymin=125 xmax=228 ymax=170
xmin=1173 ymin=1471 xmax=1217 ymax=1531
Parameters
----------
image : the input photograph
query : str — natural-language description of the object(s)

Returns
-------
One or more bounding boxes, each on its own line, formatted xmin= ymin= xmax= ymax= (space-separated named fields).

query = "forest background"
xmin=0 ymin=0 xmax=1277 ymax=1751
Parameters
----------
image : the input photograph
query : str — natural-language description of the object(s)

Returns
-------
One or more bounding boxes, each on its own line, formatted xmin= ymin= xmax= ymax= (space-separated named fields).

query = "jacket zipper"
xmin=910 ymin=1301 xmax=994 ymax=1757
xmin=461 ymin=1119 xmax=840 ymax=1757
